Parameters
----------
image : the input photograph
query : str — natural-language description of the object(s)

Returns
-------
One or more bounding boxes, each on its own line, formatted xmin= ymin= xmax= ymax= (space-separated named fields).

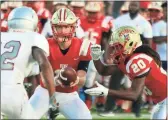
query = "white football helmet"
xmin=8 ymin=6 xmax=38 ymax=31
xmin=51 ymin=8 xmax=78 ymax=42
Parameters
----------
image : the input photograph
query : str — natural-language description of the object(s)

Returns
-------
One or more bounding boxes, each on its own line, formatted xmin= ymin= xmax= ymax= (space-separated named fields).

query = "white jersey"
xmin=152 ymin=20 xmax=167 ymax=61
xmin=1 ymin=31 xmax=49 ymax=85
xmin=112 ymin=13 xmax=153 ymax=38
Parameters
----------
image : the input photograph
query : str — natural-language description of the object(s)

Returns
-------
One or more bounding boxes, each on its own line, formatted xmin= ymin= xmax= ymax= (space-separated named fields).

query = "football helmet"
xmin=70 ymin=2 xmax=85 ymax=17
xmin=51 ymin=8 xmax=78 ymax=42
xmin=108 ymin=26 xmax=142 ymax=64
xmin=8 ymin=6 xmax=38 ymax=32
xmin=85 ymin=2 xmax=101 ymax=23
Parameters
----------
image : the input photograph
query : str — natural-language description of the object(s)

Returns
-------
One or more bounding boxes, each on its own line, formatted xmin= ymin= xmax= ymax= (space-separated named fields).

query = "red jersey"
xmin=0 ymin=20 xmax=8 ymax=32
xmin=37 ymin=8 xmax=51 ymax=34
xmin=40 ymin=37 xmax=91 ymax=93
xmin=118 ymin=53 xmax=167 ymax=103
xmin=80 ymin=15 xmax=113 ymax=45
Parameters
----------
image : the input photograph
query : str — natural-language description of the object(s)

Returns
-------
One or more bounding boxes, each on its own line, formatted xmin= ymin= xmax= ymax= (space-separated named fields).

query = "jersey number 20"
xmin=131 ymin=60 xmax=146 ymax=73
xmin=1 ymin=41 xmax=21 ymax=70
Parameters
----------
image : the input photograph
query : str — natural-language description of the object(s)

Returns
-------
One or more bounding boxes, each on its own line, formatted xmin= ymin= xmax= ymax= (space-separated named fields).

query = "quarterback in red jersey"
xmin=85 ymin=26 xmax=167 ymax=119
xmin=29 ymin=8 xmax=92 ymax=119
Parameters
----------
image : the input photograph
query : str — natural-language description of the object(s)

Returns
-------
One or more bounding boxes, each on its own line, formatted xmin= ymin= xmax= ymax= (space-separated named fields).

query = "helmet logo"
xmin=119 ymin=29 xmax=134 ymax=37
xmin=123 ymin=34 xmax=130 ymax=41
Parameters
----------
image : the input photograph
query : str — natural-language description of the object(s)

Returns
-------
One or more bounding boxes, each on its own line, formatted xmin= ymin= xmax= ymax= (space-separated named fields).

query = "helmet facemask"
xmin=86 ymin=11 xmax=99 ymax=23
xmin=107 ymin=42 xmax=126 ymax=64
xmin=52 ymin=23 xmax=76 ymax=43
xmin=51 ymin=8 xmax=78 ymax=43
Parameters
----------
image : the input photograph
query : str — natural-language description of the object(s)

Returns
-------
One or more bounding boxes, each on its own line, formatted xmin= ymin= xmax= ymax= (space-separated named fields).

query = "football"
xmin=59 ymin=66 xmax=77 ymax=86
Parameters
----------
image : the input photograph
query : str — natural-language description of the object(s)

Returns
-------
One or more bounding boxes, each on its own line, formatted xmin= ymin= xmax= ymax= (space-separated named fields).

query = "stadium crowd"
xmin=1 ymin=1 xmax=167 ymax=119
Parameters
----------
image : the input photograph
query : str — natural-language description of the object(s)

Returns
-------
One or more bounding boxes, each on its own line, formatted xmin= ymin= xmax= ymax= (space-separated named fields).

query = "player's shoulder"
xmin=80 ymin=16 xmax=87 ymax=25
xmin=126 ymin=53 xmax=153 ymax=68
xmin=31 ymin=32 xmax=46 ymax=39
xmin=126 ymin=53 xmax=153 ymax=76
xmin=79 ymin=38 xmax=91 ymax=56
xmin=47 ymin=37 xmax=55 ymax=44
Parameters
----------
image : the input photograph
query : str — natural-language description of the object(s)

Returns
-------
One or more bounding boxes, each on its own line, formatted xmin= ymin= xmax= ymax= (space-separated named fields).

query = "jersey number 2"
xmin=131 ymin=60 xmax=146 ymax=73
xmin=1 ymin=41 xmax=21 ymax=70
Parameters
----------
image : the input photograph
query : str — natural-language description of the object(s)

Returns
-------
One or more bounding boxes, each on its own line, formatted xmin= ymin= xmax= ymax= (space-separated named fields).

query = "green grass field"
xmin=53 ymin=113 xmax=150 ymax=119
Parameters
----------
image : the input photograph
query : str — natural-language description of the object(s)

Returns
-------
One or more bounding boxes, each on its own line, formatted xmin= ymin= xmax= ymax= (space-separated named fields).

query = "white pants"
xmin=29 ymin=85 xmax=92 ymax=119
xmin=151 ymin=98 xmax=168 ymax=119
xmin=1 ymin=84 xmax=37 ymax=119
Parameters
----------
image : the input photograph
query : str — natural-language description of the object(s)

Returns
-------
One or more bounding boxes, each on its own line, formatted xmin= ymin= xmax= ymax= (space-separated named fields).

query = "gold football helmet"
xmin=108 ymin=26 xmax=142 ymax=64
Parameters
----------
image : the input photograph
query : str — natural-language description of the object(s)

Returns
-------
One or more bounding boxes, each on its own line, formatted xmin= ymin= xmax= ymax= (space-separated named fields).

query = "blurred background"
xmin=1 ymin=0 xmax=167 ymax=119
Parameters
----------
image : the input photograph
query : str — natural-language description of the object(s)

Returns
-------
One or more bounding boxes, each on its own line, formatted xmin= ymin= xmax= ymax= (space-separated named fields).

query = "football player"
xmin=70 ymin=1 xmax=85 ymax=19
xmin=85 ymin=26 xmax=167 ymax=119
xmin=80 ymin=2 xmax=113 ymax=110
xmin=29 ymin=8 xmax=92 ymax=119
xmin=1 ymin=7 xmax=57 ymax=119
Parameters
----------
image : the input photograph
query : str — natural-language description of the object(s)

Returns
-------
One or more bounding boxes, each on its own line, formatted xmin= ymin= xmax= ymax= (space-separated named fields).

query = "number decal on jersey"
xmin=84 ymin=30 xmax=98 ymax=44
xmin=144 ymin=86 xmax=152 ymax=96
xmin=1 ymin=41 xmax=21 ymax=70
xmin=131 ymin=60 xmax=146 ymax=73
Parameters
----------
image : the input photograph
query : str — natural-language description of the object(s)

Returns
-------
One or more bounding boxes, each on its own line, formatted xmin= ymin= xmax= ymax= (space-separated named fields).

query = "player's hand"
xmin=70 ymin=77 xmax=79 ymax=87
xmin=49 ymin=93 xmax=59 ymax=110
xmin=90 ymin=44 xmax=104 ymax=60
xmin=84 ymin=81 xmax=109 ymax=96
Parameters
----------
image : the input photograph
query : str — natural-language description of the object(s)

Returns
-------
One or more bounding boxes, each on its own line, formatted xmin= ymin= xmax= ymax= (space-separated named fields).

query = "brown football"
xmin=59 ymin=66 xmax=77 ymax=86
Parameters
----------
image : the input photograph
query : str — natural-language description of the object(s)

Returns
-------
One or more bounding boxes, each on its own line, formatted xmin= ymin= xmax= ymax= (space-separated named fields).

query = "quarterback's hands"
xmin=49 ymin=93 xmax=59 ymax=110
xmin=70 ymin=77 xmax=79 ymax=87
xmin=84 ymin=81 xmax=109 ymax=96
xmin=91 ymin=44 xmax=104 ymax=60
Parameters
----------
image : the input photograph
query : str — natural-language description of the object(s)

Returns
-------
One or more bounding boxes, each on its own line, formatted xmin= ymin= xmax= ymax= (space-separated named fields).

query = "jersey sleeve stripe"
xmin=79 ymin=39 xmax=91 ymax=56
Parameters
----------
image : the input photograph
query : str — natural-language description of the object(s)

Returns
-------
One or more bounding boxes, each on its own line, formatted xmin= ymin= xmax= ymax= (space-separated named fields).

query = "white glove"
xmin=49 ymin=93 xmax=59 ymax=110
xmin=84 ymin=81 xmax=109 ymax=96
xmin=90 ymin=44 xmax=104 ymax=60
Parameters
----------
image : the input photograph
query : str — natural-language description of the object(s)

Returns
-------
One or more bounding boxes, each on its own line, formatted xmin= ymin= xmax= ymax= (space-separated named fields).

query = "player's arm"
xmin=91 ymin=44 xmax=118 ymax=76
xmin=85 ymin=75 xmax=146 ymax=101
xmin=32 ymin=47 xmax=55 ymax=97
xmin=153 ymin=36 xmax=167 ymax=44
xmin=76 ymin=60 xmax=90 ymax=88
xmin=107 ymin=76 xmax=145 ymax=101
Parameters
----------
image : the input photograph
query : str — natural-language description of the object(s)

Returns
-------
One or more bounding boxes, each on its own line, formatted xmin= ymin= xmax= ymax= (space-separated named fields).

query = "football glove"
xmin=49 ymin=93 xmax=59 ymax=110
xmin=84 ymin=81 xmax=109 ymax=96
xmin=90 ymin=44 xmax=104 ymax=60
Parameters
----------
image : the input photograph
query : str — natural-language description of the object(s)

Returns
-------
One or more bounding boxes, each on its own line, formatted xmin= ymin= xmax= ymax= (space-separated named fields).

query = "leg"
xmin=151 ymin=98 xmax=168 ymax=119
xmin=104 ymin=69 xmax=124 ymax=112
xmin=57 ymin=92 xmax=92 ymax=119
xmin=1 ymin=85 xmax=36 ymax=119
xmin=85 ymin=60 xmax=97 ymax=109
xmin=29 ymin=85 xmax=50 ymax=119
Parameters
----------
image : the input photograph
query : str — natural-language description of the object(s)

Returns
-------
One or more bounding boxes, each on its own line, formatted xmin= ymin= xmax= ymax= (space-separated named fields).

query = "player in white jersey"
xmin=1 ymin=6 xmax=57 ymax=119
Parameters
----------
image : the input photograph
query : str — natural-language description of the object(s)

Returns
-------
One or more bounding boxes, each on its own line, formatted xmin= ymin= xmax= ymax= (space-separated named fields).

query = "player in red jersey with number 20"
xmin=85 ymin=26 xmax=167 ymax=119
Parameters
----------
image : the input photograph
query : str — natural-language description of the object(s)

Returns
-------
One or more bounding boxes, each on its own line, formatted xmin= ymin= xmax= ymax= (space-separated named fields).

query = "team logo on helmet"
xmin=123 ymin=34 xmax=130 ymax=41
